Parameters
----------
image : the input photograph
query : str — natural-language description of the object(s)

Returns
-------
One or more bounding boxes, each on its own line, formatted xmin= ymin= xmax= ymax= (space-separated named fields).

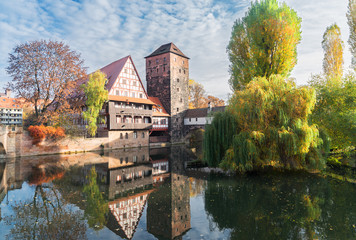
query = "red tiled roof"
xmin=149 ymin=97 xmax=170 ymax=117
xmin=108 ymin=95 xmax=155 ymax=105
xmin=0 ymin=97 xmax=23 ymax=109
xmin=100 ymin=56 xmax=130 ymax=91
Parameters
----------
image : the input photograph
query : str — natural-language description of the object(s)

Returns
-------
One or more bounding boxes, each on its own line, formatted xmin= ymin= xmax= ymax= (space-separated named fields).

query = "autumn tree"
xmin=347 ymin=0 xmax=356 ymax=66
xmin=227 ymin=0 xmax=301 ymax=90
xmin=189 ymin=79 xmax=225 ymax=109
xmin=204 ymin=95 xmax=225 ymax=108
xmin=6 ymin=40 xmax=87 ymax=122
xmin=188 ymin=79 xmax=206 ymax=109
xmin=82 ymin=70 xmax=108 ymax=137
xmin=322 ymin=24 xmax=344 ymax=83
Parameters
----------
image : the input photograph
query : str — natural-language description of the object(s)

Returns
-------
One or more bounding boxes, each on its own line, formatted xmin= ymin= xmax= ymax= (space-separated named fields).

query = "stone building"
xmin=145 ymin=43 xmax=189 ymax=142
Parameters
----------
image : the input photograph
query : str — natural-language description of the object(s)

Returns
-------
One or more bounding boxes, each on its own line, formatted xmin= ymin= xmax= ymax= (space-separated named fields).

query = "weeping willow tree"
xmin=204 ymin=111 xmax=238 ymax=167
xmin=204 ymin=75 xmax=329 ymax=173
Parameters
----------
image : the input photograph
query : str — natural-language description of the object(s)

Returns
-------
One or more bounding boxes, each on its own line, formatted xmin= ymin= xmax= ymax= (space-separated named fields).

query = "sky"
xmin=0 ymin=0 xmax=352 ymax=100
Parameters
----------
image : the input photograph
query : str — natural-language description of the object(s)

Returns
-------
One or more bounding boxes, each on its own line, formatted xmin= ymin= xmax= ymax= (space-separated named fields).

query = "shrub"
xmin=28 ymin=125 xmax=66 ymax=145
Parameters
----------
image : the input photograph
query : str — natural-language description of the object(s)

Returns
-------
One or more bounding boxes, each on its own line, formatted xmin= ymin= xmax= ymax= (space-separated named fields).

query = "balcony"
xmin=152 ymin=124 xmax=168 ymax=131
xmin=110 ymin=122 xmax=152 ymax=130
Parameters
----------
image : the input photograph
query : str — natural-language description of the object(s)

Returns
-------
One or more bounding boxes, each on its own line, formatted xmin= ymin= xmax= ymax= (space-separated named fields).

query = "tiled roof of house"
xmin=148 ymin=97 xmax=170 ymax=117
xmin=108 ymin=95 xmax=155 ymax=105
xmin=100 ymin=55 xmax=130 ymax=91
xmin=0 ymin=97 xmax=23 ymax=109
xmin=145 ymin=42 xmax=189 ymax=59
xmin=184 ymin=106 xmax=226 ymax=118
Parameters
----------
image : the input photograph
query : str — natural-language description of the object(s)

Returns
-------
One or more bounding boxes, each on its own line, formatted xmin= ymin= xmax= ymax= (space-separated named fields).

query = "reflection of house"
xmin=149 ymin=97 xmax=170 ymax=143
xmin=107 ymin=190 xmax=153 ymax=240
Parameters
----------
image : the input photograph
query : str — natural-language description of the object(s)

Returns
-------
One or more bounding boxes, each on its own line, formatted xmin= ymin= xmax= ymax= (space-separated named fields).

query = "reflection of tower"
xmin=147 ymin=147 xmax=191 ymax=239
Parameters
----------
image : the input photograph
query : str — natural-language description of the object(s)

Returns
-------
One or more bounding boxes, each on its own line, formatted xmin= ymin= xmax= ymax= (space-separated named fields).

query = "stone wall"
xmin=0 ymin=126 xmax=150 ymax=158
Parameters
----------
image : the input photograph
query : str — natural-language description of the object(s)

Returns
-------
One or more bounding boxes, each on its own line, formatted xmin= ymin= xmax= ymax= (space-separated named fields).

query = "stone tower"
xmin=145 ymin=43 xmax=189 ymax=142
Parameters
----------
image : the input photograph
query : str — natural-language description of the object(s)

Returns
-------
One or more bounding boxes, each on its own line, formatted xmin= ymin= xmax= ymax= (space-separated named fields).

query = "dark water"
xmin=0 ymin=146 xmax=355 ymax=240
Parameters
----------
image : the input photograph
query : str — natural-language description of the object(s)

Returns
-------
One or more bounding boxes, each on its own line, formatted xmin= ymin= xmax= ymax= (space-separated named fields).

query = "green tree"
xmin=82 ymin=167 xmax=108 ymax=230
xmin=347 ymin=0 xmax=356 ymax=66
xmin=322 ymin=24 xmax=344 ymax=83
xmin=227 ymin=0 xmax=301 ymax=90
xmin=82 ymin=70 xmax=108 ymax=137
xmin=205 ymin=75 xmax=328 ymax=172
xmin=310 ymin=73 xmax=356 ymax=149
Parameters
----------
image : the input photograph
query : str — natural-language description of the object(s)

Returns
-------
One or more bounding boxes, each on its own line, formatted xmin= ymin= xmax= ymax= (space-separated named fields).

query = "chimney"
xmin=5 ymin=89 xmax=11 ymax=98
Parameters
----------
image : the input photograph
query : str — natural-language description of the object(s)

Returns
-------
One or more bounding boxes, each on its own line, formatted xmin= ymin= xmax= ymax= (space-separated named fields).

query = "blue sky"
xmin=0 ymin=0 xmax=351 ymax=100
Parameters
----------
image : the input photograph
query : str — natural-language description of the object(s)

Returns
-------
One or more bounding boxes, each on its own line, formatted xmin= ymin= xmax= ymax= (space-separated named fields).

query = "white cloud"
xmin=0 ymin=0 xmax=352 ymax=100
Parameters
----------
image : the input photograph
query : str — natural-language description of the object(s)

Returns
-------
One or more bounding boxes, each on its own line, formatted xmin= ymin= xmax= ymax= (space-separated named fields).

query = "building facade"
xmin=145 ymin=43 xmax=189 ymax=142
xmin=0 ymin=90 xmax=23 ymax=126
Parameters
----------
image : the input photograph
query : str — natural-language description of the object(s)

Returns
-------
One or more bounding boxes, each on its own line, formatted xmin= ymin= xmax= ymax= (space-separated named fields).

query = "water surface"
xmin=0 ymin=146 xmax=355 ymax=239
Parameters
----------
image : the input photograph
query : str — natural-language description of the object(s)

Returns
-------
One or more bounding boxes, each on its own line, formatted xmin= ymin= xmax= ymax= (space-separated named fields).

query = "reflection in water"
xmin=204 ymin=173 xmax=356 ymax=240
xmin=5 ymin=183 xmax=86 ymax=240
xmin=0 ymin=146 xmax=355 ymax=240
xmin=147 ymin=147 xmax=191 ymax=239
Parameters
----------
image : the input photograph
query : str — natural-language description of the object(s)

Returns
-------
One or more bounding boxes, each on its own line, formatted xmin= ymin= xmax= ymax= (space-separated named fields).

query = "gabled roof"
xmin=145 ymin=42 xmax=189 ymax=59
xmin=100 ymin=56 xmax=130 ymax=91
xmin=149 ymin=97 xmax=170 ymax=117
xmin=184 ymin=106 xmax=226 ymax=118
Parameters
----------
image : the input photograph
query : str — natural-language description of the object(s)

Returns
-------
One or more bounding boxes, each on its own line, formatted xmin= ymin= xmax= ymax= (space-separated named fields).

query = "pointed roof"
xmin=145 ymin=42 xmax=189 ymax=59
xmin=100 ymin=55 xmax=130 ymax=91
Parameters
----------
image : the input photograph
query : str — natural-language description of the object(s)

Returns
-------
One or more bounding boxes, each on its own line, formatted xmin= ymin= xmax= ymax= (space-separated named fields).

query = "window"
xmin=156 ymin=68 xmax=158 ymax=73
xmin=148 ymin=60 xmax=151 ymax=66
xmin=133 ymin=156 xmax=137 ymax=163
xmin=124 ymin=91 xmax=128 ymax=97
xmin=180 ymin=98 xmax=183 ymax=103
xmin=139 ymin=93 xmax=143 ymax=98
xmin=132 ymin=70 xmax=135 ymax=75
xmin=179 ymin=69 xmax=181 ymax=73
xmin=196 ymin=118 xmax=198 ymax=121
xmin=184 ymin=70 xmax=186 ymax=74
xmin=120 ymin=133 xmax=123 ymax=139
xmin=177 ymin=88 xmax=179 ymax=92
xmin=142 ymin=132 xmax=145 ymax=138
xmin=131 ymin=92 xmax=135 ymax=98
xmin=189 ymin=118 xmax=191 ymax=122
xmin=124 ymin=69 xmax=127 ymax=73
xmin=125 ymin=133 xmax=128 ymax=139
xmin=174 ymin=57 xmax=176 ymax=62
xmin=164 ymin=57 xmax=166 ymax=62
xmin=123 ymin=79 xmax=127 ymax=84
xmin=142 ymin=155 xmax=145 ymax=161
xmin=177 ymin=108 xmax=179 ymax=112
xmin=133 ymin=131 xmax=137 ymax=138
xmin=116 ymin=90 xmax=119 ymax=95
xmin=177 ymin=78 xmax=179 ymax=82
xmin=156 ymin=59 xmax=159 ymax=64
xmin=182 ymin=60 xmax=184 ymax=64
xmin=116 ymin=116 xmax=120 ymax=123
xmin=163 ymin=66 xmax=165 ymax=72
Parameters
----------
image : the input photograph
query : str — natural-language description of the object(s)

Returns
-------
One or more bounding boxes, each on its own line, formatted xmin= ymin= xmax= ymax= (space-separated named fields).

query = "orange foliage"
xmin=28 ymin=168 xmax=65 ymax=185
xmin=28 ymin=125 xmax=66 ymax=144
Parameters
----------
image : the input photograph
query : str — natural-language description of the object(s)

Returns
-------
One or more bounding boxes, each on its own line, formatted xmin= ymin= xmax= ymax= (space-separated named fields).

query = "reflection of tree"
xmin=82 ymin=166 xmax=108 ymax=230
xmin=5 ymin=184 xmax=87 ymax=240
xmin=189 ymin=177 xmax=206 ymax=197
xmin=204 ymin=172 xmax=356 ymax=240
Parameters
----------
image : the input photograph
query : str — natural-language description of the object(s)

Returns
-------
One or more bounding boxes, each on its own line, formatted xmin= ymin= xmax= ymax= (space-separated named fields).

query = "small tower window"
xmin=164 ymin=57 xmax=166 ymax=62
xmin=184 ymin=70 xmax=186 ymax=74
xmin=148 ymin=60 xmax=151 ymax=66
xmin=174 ymin=57 xmax=176 ymax=62
xmin=156 ymin=59 xmax=159 ymax=64
xmin=177 ymin=88 xmax=179 ymax=92
xmin=179 ymin=69 xmax=181 ymax=73
xmin=177 ymin=108 xmax=179 ymax=112
xmin=125 ymin=133 xmax=128 ymax=139
xmin=177 ymin=78 xmax=179 ymax=82
xmin=180 ymin=98 xmax=183 ymax=102
xmin=157 ymin=68 xmax=158 ymax=73
xmin=182 ymin=60 xmax=184 ymax=64
xmin=163 ymin=66 xmax=165 ymax=72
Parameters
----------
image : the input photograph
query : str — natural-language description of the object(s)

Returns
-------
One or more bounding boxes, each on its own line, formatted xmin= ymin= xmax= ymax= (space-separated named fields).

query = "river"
xmin=0 ymin=146 xmax=355 ymax=239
